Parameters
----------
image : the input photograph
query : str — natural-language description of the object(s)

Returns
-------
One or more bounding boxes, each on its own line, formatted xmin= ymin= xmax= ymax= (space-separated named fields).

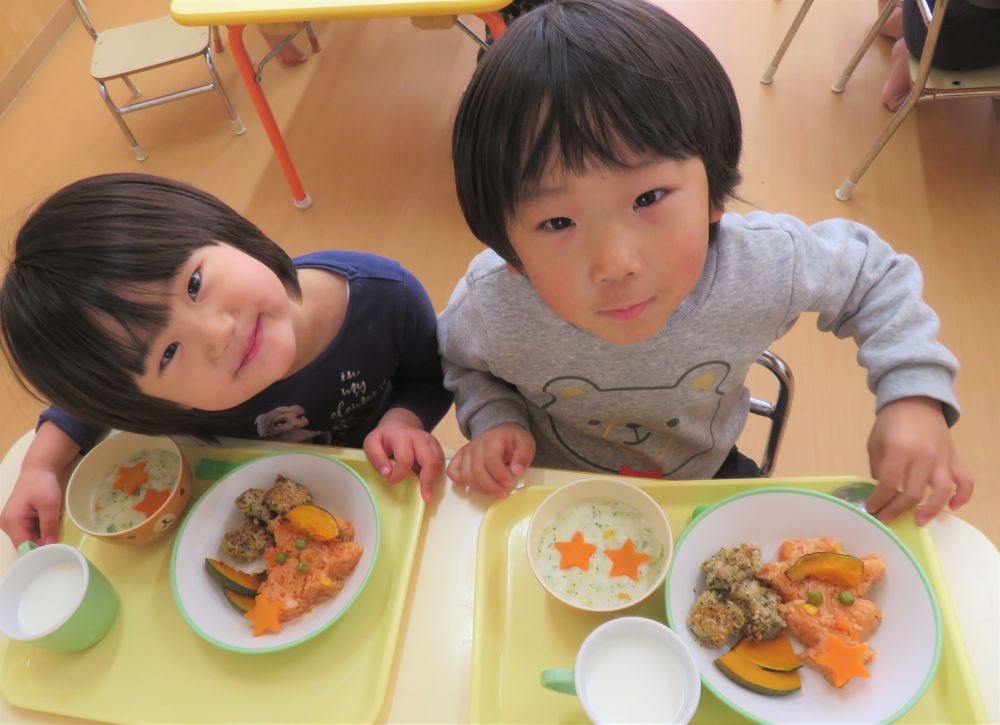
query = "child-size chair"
xmin=832 ymin=0 xmax=1000 ymax=199
xmin=70 ymin=0 xmax=245 ymax=160
xmin=749 ymin=350 xmax=794 ymax=477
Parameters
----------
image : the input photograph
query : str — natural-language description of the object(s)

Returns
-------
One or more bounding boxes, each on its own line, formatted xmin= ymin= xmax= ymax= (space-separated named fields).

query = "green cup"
xmin=0 ymin=542 xmax=118 ymax=652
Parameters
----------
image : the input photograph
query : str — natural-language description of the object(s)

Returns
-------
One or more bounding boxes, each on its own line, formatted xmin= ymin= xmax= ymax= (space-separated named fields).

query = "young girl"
xmin=0 ymin=173 xmax=452 ymax=547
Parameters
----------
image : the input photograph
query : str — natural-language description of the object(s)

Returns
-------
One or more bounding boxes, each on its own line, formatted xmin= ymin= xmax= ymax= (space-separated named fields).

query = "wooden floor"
xmin=0 ymin=0 xmax=996 ymax=546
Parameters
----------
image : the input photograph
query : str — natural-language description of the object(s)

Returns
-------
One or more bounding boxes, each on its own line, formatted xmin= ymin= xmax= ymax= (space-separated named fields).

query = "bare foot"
xmin=882 ymin=37 xmax=913 ymax=111
xmin=260 ymin=30 xmax=307 ymax=66
xmin=877 ymin=0 xmax=903 ymax=40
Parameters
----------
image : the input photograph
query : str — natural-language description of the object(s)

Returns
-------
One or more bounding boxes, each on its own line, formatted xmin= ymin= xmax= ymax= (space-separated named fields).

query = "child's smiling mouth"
xmin=237 ymin=316 xmax=263 ymax=373
xmin=600 ymin=299 xmax=652 ymax=322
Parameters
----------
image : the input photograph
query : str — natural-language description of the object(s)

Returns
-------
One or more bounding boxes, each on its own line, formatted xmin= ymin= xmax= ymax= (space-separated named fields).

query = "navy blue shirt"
xmin=40 ymin=251 xmax=452 ymax=452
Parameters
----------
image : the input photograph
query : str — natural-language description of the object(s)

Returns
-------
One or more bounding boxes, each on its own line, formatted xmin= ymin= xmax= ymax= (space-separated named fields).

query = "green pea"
xmin=806 ymin=590 xmax=823 ymax=606
xmin=838 ymin=590 xmax=855 ymax=606
xmin=295 ymin=538 xmax=307 ymax=550
xmin=297 ymin=562 xmax=309 ymax=573
xmin=276 ymin=551 xmax=287 ymax=564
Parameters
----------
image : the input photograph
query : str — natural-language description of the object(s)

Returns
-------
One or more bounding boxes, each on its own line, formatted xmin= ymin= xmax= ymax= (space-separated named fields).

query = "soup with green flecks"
xmin=90 ymin=448 xmax=178 ymax=533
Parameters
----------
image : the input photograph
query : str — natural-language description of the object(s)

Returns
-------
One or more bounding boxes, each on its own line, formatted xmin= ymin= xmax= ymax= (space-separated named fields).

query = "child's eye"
xmin=160 ymin=342 xmax=178 ymax=371
xmin=634 ymin=189 xmax=666 ymax=209
xmin=187 ymin=268 xmax=202 ymax=300
xmin=539 ymin=217 xmax=574 ymax=231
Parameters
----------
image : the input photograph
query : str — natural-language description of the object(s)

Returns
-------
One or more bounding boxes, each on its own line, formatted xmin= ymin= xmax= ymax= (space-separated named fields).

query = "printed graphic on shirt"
xmin=255 ymin=405 xmax=332 ymax=445
xmin=328 ymin=369 xmax=388 ymax=437
xmin=539 ymin=362 xmax=730 ymax=476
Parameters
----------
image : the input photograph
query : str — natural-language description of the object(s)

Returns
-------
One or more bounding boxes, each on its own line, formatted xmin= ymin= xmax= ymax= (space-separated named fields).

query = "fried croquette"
xmin=264 ymin=475 xmax=313 ymax=515
xmin=702 ymin=543 xmax=761 ymax=592
xmin=688 ymin=589 xmax=747 ymax=647
xmin=235 ymin=487 xmax=271 ymax=523
xmin=730 ymin=578 xmax=786 ymax=641
xmin=222 ymin=519 xmax=273 ymax=562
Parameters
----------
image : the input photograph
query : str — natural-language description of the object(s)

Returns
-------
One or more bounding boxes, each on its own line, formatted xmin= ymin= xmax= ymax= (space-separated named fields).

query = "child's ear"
xmin=710 ymin=205 xmax=725 ymax=224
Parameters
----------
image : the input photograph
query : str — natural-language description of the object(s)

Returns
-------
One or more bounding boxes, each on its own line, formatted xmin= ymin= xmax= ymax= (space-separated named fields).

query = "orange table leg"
xmin=475 ymin=12 xmax=506 ymax=40
xmin=227 ymin=24 xmax=312 ymax=209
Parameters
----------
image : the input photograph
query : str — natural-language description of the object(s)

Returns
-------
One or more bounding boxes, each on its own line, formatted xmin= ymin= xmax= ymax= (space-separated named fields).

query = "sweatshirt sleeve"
xmin=437 ymin=274 xmax=531 ymax=439
xmin=37 ymin=407 xmax=108 ymax=454
xmin=381 ymin=266 xmax=454 ymax=431
xmin=776 ymin=214 xmax=960 ymax=424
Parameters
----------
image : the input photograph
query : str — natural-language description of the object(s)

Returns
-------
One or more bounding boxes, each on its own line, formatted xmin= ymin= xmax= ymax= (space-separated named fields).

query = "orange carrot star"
xmin=813 ymin=633 xmax=871 ymax=687
xmin=244 ymin=596 xmax=283 ymax=636
xmin=132 ymin=487 xmax=170 ymax=518
xmin=113 ymin=462 xmax=149 ymax=495
xmin=605 ymin=538 xmax=650 ymax=581
xmin=554 ymin=531 xmax=597 ymax=571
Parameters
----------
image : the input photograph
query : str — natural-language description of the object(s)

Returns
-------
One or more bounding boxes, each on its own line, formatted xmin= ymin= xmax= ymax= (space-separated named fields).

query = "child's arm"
xmin=0 ymin=422 xmax=81 ymax=547
xmin=769 ymin=213 xmax=968 ymax=523
xmin=438 ymin=268 xmax=540 ymax=495
xmin=364 ymin=266 xmax=452 ymax=501
xmin=865 ymin=397 xmax=974 ymax=525
xmin=363 ymin=408 xmax=444 ymax=503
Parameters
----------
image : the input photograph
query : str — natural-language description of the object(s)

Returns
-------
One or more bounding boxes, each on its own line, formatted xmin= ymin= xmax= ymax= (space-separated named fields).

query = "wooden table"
xmin=170 ymin=0 xmax=508 ymax=208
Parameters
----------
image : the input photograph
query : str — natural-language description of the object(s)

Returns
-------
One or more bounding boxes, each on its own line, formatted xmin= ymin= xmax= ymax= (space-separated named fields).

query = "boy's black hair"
xmin=453 ymin=0 xmax=743 ymax=267
xmin=0 ymin=173 xmax=301 ymax=440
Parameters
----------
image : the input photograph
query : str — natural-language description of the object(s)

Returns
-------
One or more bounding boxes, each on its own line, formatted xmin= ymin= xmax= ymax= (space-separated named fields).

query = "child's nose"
xmin=591 ymin=234 xmax=642 ymax=284
xmin=198 ymin=310 xmax=235 ymax=359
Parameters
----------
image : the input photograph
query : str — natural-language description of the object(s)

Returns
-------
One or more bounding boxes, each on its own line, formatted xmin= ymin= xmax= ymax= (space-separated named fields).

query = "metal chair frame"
xmin=833 ymin=0 xmax=1000 ymax=199
xmin=749 ymin=350 xmax=794 ymax=477
xmin=71 ymin=0 xmax=245 ymax=161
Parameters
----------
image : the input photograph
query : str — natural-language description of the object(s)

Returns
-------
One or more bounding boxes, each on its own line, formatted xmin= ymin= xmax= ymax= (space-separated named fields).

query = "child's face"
xmin=135 ymin=243 xmax=298 ymax=410
xmin=507 ymin=152 xmax=722 ymax=344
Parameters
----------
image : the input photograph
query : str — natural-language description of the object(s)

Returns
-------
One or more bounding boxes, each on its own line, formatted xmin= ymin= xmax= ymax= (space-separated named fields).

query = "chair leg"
xmin=121 ymin=75 xmax=141 ymax=98
xmin=203 ymin=49 xmax=246 ymax=135
xmin=304 ymin=21 xmax=321 ymax=53
xmin=835 ymin=94 xmax=919 ymax=200
xmin=761 ymin=0 xmax=815 ymax=85
xmin=211 ymin=26 xmax=225 ymax=53
xmin=96 ymin=80 xmax=147 ymax=161
xmin=832 ymin=0 xmax=901 ymax=93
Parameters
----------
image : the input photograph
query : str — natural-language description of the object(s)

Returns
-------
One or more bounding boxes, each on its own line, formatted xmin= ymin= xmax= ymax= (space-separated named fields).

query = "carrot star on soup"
xmin=605 ymin=538 xmax=650 ymax=581
xmin=132 ymin=487 xmax=170 ymax=518
xmin=113 ymin=462 xmax=149 ymax=495
xmin=555 ymin=531 xmax=597 ymax=571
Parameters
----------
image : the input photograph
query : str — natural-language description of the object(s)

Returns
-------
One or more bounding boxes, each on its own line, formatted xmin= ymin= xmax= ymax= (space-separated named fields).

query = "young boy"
xmin=438 ymin=0 xmax=973 ymax=525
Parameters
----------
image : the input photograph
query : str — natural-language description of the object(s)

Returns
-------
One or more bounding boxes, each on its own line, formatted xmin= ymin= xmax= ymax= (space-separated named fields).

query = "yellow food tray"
xmin=469 ymin=475 xmax=987 ymax=723
xmin=0 ymin=444 xmax=424 ymax=723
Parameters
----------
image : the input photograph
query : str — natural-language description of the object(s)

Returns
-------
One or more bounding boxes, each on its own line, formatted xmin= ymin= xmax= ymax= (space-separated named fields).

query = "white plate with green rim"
xmin=170 ymin=452 xmax=380 ymax=654
xmin=664 ymin=487 xmax=941 ymax=724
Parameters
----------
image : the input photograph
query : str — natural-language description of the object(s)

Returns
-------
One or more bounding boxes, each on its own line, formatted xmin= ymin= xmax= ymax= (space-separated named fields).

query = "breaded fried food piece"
xmin=702 ymin=543 xmax=761 ymax=593
xmin=222 ymin=519 xmax=273 ymax=562
xmin=264 ymin=475 xmax=313 ymax=515
xmin=688 ymin=589 xmax=746 ymax=647
xmin=235 ymin=487 xmax=271 ymax=523
xmin=731 ymin=579 xmax=785 ymax=641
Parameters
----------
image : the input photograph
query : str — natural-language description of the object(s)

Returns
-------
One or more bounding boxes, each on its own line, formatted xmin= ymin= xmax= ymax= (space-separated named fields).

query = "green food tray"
xmin=469 ymin=475 xmax=988 ymax=723
xmin=0 ymin=444 xmax=424 ymax=723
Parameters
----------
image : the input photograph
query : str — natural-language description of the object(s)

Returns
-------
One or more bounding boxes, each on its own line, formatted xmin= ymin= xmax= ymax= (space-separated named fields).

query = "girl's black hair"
xmin=0 ymin=173 xmax=300 ymax=439
xmin=452 ymin=0 xmax=743 ymax=267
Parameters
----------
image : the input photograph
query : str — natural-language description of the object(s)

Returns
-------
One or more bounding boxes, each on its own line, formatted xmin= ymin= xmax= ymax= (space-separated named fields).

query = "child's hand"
xmin=364 ymin=409 xmax=445 ymax=503
xmin=0 ymin=465 xmax=64 ymax=547
xmin=866 ymin=396 xmax=974 ymax=526
xmin=446 ymin=423 xmax=536 ymax=498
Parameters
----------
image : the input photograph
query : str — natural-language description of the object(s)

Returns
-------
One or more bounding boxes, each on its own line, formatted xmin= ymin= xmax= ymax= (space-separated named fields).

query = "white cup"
xmin=541 ymin=616 xmax=701 ymax=724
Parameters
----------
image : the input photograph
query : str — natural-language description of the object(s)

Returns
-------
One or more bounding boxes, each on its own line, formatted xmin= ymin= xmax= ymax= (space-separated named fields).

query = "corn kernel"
xmin=803 ymin=603 xmax=819 ymax=616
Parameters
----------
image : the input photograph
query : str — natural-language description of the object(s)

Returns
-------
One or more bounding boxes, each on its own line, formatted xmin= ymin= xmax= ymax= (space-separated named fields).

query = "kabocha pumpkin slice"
xmin=784 ymin=551 xmax=864 ymax=588
xmin=732 ymin=635 xmax=802 ymax=672
xmin=205 ymin=558 xmax=266 ymax=597
xmin=283 ymin=504 xmax=343 ymax=542
xmin=223 ymin=589 xmax=256 ymax=614
xmin=714 ymin=650 xmax=802 ymax=695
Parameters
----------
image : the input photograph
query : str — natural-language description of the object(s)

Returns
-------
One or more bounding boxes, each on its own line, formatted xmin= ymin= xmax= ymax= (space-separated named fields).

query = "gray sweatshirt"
xmin=438 ymin=212 xmax=959 ymax=479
